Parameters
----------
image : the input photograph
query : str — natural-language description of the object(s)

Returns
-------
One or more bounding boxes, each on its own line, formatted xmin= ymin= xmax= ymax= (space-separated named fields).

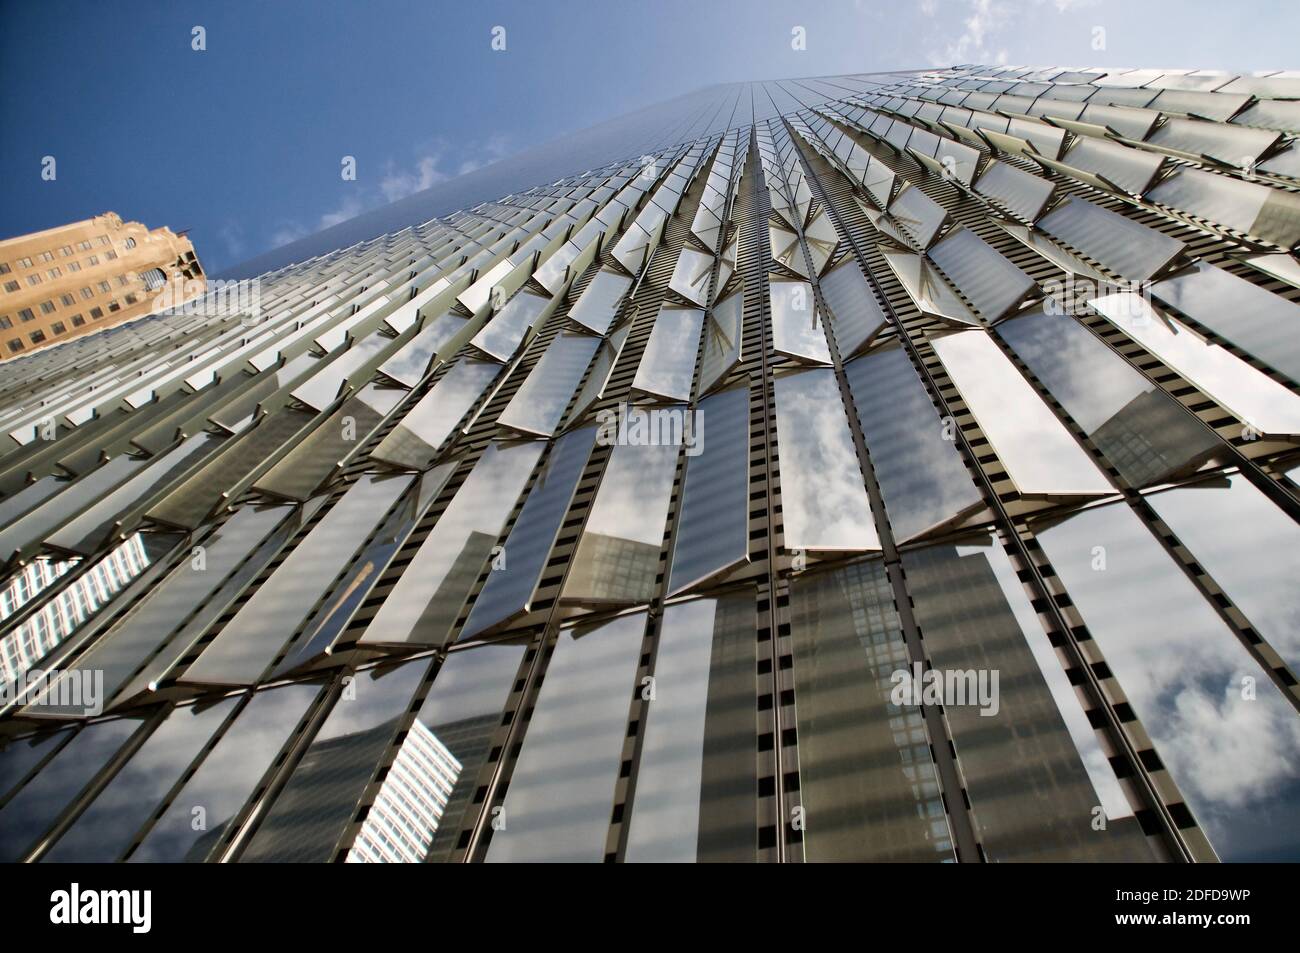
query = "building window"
xmin=3 ymin=281 xmax=17 ymax=293
xmin=29 ymin=330 xmax=45 ymax=344
xmin=125 ymin=292 xmax=139 ymax=304
xmin=0 ymin=316 xmax=10 ymax=329
xmin=26 ymin=275 xmax=41 ymax=286
xmin=0 ymin=262 xmax=9 ymax=274
xmin=116 ymin=274 xmax=129 ymax=286
xmin=141 ymin=267 xmax=167 ymax=290
xmin=86 ymin=255 xmax=99 ymax=266
xmin=90 ymin=307 xmax=104 ymax=319
xmin=40 ymin=300 xmax=56 ymax=315
xmin=60 ymin=294 xmax=74 ymax=307
xmin=67 ymin=261 xmax=80 ymax=273
xmin=60 ymin=245 xmax=73 ymax=257
xmin=98 ymin=281 xmax=111 ymax=293
xmin=50 ymin=321 xmax=66 ymax=335
xmin=80 ymin=287 xmax=93 ymax=300
xmin=38 ymin=251 xmax=54 ymax=263
xmin=6 ymin=339 xmax=22 ymax=353
xmin=71 ymin=314 xmax=85 ymax=327
xmin=18 ymin=257 xmax=32 ymax=268
xmin=105 ymin=250 xmax=118 ymax=261
xmin=108 ymin=299 xmax=121 ymax=312
xmin=124 ymin=237 xmax=137 ymax=250
xmin=47 ymin=267 xmax=61 ymax=279
xmin=78 ymin=241 xmax=91 ymax=251
xmin=18 ymin=308 xmax=34 ymax=322
xmin=97 ymin=236 xmax=110 ymax=246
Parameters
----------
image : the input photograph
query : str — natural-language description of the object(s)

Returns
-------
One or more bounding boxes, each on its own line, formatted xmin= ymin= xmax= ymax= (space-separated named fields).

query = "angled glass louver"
xmin=369 ymin=359 xmax=500 ymax=469
xmin=631 ymin=305 xmax=704 ymax=401
xmin=497 ymin=332 xmax=600 ymax=437
xmin=567 ymin=268 xmax=632 ymax=335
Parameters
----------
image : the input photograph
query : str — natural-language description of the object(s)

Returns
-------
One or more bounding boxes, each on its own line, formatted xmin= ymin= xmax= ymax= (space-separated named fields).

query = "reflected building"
xmin=3 ymin=65 xmax=1300 ymax=864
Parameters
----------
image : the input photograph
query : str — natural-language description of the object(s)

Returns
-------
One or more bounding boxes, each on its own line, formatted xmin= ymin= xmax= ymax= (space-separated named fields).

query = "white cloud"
xmin=380 ymin=155 xmax=447 ymax=203
xmin=265 ymin=137 xmax=514 ymax=254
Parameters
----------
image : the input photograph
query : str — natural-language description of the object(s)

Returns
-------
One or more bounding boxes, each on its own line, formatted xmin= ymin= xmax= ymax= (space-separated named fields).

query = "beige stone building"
xmin=0 ymin=212 xmax=205 ymax=361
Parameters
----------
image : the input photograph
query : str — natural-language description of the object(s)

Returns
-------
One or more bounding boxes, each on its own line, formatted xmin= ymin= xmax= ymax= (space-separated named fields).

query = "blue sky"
xmin=2 ymin=0 xmax=1297 ymax=273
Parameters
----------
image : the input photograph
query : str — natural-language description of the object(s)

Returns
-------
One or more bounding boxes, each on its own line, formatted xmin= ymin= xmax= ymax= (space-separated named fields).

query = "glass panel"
xmin=844 ymin=348 xmax=982 ymax=540
xmin=182 ymin=473 xmax=415 ymax=686
xmin=241 ymin=661 xmax=430 ymax=862
xmin=357 ymin=641 xmax=528 ymax=862
xmin=369 ymin=360 xmax=500 ymax=470
xmin=46 ymin=432 xmax=225 ymax=556
xmin=789 ymin=561 xmax=953 ymax=861
xmin=1035 ymin=501 xmax=1300 ymax=862
xmin=26 ymin=504 xmax=298 ymax=716
xmin=0 ymin=455 xmax=146 ymax=565
xmin=697 ymin=292 xmax=743 ymax=395
xmin=773 ymin=369 xmax=878 ymax=551
xmin=127 ymin=683 xmax=322 ymax=862
xmin=880 ymin=248 xmax=979 ymax=326
xmin=42 ymin=697 xmax=239 ymax=862
xmin=497 ymin=333 xmax=600 ymax=437
xmin=996 ymin=306 xmax=1220 ymax=486
xmin=1038 ymin=197 xmax=1185 ymax=282
xmin=1147 ymin=167 xmax=1300 ymax=251
xmin=1061 ymin=136 xmax=1165 ymax=194
xmin=668 ymin=247 xmax=714 ymax=306
xmin=632 ymin=305 xmax=704 ymax=401
xmin=469 ymin=290 xmax=550 ymax=362
xmin=272 ymin=465 xmax=456 ymax=676
xmin=887 ymin=183 xmax=948 ymax=248
xmin=818 ymin=258 xmax=886 ymax=357
xmin=378 ymin=312 xmax=469 ymax=388
xmin=485 ymin=612 xmax=646 ymax=862
xmin=1091 ymin=292 xmax=1300 ymax=435
xmin=1151 ymin=261 xmax=1300 ymax=385
xmin=254 ymin=387 xmax=401 ymax=501
xmin=567 ymin=269 xmax=631 ymax=335
xmin=931 ymin=330 xmax=1113 ymax=496
xmin=625 ymin=593 xmax=756 ymax=862
xmin=564 ymin=419 xmax=678 ymax=605
xmin=460 ymin=428 xmax=597 ymax=639
xmin=0 ymin=729 xmax=71 ymax=801
xmin=903 ymin=537 xmax=1155 ymax=861
xmin=148 ymin=408 xmax=315 ymax=530
xmin=926 ymin=226 xmax=1035 ymax=321
xmin=1145 ymin=473 xmax=1300 ymax=672
xmin=973 ymin=160 xmax=1055 ymax=221
xmin=668 ymin=387 xmax=750 ymax=593
xmin=562 ymin=323 xmax=629 ymax=428
xmin=359 ymin=441 xmax=545 ymax=647
xmin=0 ymin=716 xmax=142 ymax=862
xmin=769 ymin=280 xmax=831 ymax=364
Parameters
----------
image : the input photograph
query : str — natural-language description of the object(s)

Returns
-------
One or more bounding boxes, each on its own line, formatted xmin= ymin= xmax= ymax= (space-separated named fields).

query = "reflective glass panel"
xmin=1035 ymin=502 xmax=1300 ymax=862
xmin=359 ymin=441 xmax=545 ymax=647
xmin=632 ymin=305 xmax=704 ymax=401
xmin=931 ymin=330 xmax=1113 ymax=496
xmin=625 ymin=593 xmax=757 ymax=862
xmin=773 ymin=369 xmax=878 ymax=551
xmin=844 ymin=348 xmax=981 ymax=540
xmin=997 ymin=306 xmax=1219 ymax=486
xmin=485 ymin=612 xmax=646 ymax=862
xmin=789 ymin=561 xmax=953 ymax=862
xmin=1145 ymin=473 xmax=1300 ymax=672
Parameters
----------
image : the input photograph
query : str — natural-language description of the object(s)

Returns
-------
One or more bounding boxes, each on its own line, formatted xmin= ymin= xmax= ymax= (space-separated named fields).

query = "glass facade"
xmin=3 ymin=61 xmax=1300 ymax=864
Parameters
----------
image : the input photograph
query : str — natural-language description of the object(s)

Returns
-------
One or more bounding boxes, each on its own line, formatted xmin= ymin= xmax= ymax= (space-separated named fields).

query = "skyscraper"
xmin=0 ymin=213 xmax=205 ymax=360
xmin=1 ymin=65 xmax=1299 ymax=864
